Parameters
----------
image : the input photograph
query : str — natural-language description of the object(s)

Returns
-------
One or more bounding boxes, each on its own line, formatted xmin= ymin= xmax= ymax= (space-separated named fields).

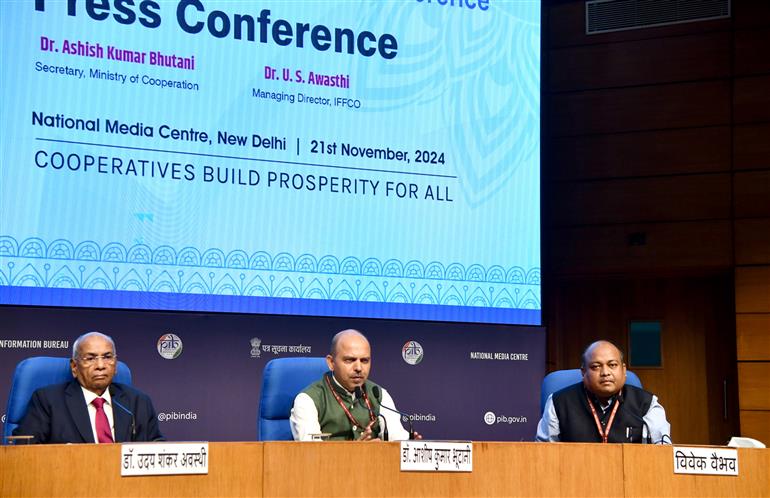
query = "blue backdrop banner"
xmin=0 ymin=306 xmax=544 ymax=441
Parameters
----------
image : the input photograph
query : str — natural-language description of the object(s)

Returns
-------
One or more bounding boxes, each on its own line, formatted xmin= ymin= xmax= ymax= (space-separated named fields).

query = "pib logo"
xmin=157 ymin=333 xmax=183 ymax=359
xmin=402 ymin=340 xmax=423 ymax=365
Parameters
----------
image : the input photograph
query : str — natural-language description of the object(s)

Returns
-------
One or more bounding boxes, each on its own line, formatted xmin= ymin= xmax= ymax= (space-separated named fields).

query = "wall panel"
xmin=739 ymin=410 xmax=770 ymax=443
xmin=738 ymin=363 xmax=770 ymax=411
xmin=543 ymin=1 xmax=761 ymax=446
xmin=737 ymin=314 xmax=770 ymax=361
xmin=734 ymin=219 xmax=770 ymax=265
xmin=551 ymin=81 xmax=730 ymax=136
xmin=735 ymin=267 xmax=770 ymax=313
xmin=551 ymin=174 xmax=731 ymax=225
xmin=735 ymin=28 xmax=770 ymax=76
xmin=551 ymin=127 xmax=730 ymax=181
xmin=734 ymin=124 xmax=770 ymax=170
xmin=734 ymin=170 xmax=770 ymax=218
xmin=734 ymin=3 xmax=770 ymax=29
xmin=550 ymin=32 xmax=729 ymax=92
xmin=734 ymin=75 xmax=770 ymax=123
xmin=549 ymin=221 xmax=731 ymax=275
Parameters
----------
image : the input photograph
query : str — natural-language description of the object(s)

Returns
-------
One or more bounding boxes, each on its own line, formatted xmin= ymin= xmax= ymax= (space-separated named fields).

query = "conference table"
xmin=1 ymin=441 xmax=767 ymax=497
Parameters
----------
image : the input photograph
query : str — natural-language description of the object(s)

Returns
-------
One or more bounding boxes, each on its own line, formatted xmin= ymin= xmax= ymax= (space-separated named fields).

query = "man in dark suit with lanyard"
xmin=14 ymin=331 xmax=164 ymax=444
xmin=536 ymin=340 xmax=671 ymax=444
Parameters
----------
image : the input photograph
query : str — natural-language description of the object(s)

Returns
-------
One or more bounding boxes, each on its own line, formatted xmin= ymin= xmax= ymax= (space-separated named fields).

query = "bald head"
xmin=329 ymin=329 xmax=369 ymax=357
xmin=326 ymin=329 xmax=371 ymax=392
xmin=581 ymin=340 xmax=623 ymax=369
xmin=580 ymin=340 xmax=627 ymax=400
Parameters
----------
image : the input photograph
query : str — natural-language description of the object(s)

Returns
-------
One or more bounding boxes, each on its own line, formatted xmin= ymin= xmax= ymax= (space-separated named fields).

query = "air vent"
xmin=586 ymin=0 xmax=730 ymax=35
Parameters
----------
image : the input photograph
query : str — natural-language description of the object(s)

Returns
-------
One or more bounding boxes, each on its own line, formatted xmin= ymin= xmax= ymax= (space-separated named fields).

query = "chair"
xmin=540 ymin=368 xmax=642 ymax=414
xmin=3 ymin=356 xmax=132 ymax=443
xmin=257 ymin=357 xmax=329 ymax=441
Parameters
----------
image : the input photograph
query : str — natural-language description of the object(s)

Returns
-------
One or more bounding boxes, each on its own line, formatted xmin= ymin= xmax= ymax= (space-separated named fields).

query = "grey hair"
xmin=72 ymin=332 xmax=116 ymax=360
xmin=329 ymin=329 xmax=367 ymax=357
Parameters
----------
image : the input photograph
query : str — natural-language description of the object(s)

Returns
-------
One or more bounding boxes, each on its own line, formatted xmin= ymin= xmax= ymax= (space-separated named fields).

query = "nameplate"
xmin=120 ymin=442 xmax=209 ymax=476
xmin=673 ymin=446 xmax=738 ymax=476
xmin=400 ymin=441 xmax=473 ymax=472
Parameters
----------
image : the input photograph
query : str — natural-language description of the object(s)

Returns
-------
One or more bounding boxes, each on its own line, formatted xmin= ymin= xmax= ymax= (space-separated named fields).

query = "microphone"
xmin=378 ymin=414 xmax=389 ymax=442
xmin=354 ymin=386 xmax=376 ymax=419
xmin=372 ymin=386 xmax=415 ymax=440
xmin=112 ymin=398 xmax=136 ymax=441
xmin=618 ymin=396 xmax=651 ymax=444
xmin=636 ymin=414 xmax=652 ymax=445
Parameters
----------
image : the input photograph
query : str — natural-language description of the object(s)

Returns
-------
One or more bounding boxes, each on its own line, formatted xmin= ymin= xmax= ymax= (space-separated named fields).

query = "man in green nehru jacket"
xmin=290 ymin=329 xmax=421 ymax=441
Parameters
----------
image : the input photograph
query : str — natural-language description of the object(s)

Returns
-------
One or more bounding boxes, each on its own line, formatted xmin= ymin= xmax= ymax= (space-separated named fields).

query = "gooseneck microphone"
xmin=378 ymin=414 xmax=389 ymax=441
xmin=632 ymin=412 xmax=653 ymax=444
xmin=354 ymin=386 xmax=376 ymax=420
xmin=112 ymin=398 xmax=136 ymax=441
xmin=372 ymin=386 xmax=415 ymax=440
xmin=353 ymin=386 xmax=378 ymax=439
xmin=617 ymin=393 xmax=651 ymax=444
xmin=628 ymin=412 xmax=672 ymax=445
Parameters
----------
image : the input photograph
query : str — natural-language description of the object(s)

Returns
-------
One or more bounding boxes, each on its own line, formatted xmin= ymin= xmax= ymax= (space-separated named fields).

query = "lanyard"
xmin=586 ymin=393 xmax=620 ymax=443
xmin=324 ymin=374 xmax=375 ymax=433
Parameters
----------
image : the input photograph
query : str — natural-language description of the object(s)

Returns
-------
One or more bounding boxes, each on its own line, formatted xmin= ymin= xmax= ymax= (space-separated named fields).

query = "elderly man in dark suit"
xmin=14 ymin=332 xmax=163 ymax=444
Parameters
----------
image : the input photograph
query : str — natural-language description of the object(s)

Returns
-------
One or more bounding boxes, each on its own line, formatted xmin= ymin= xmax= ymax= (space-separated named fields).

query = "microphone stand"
xmin=372 ymin=386 xmax=415 ymax=440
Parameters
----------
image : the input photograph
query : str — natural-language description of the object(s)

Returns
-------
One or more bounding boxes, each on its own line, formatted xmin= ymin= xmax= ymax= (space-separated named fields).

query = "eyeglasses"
xmin=77 ymin=353 xmax=116 ymax=366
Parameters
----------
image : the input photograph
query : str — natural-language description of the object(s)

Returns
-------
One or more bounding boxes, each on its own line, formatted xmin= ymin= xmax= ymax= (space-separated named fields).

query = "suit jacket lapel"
xmin=110 ymin=384 xmax=131 ymax=443
xmin=64 ymin=381 xmax=94 ymax=443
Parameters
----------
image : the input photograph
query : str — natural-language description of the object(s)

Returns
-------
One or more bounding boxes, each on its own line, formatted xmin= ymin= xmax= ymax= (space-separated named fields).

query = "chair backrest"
xmin=257 ymin=357 xmax=329 ymax=441
xmin=3 ymin=356 xmax=132 ymax=443
xmin=540 ymin=368 xmax=642 ymax=414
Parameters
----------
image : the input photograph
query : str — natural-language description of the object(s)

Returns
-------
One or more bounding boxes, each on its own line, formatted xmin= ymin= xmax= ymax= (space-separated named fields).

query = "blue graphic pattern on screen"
xmin=0 ymin=1 xmax=541 ymax=325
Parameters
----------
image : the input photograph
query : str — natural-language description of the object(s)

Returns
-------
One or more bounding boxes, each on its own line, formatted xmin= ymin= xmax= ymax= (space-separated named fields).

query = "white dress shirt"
xmin=80 ymin=386 xmax=115 ymax=443
xmin=290 ymin=378 xmax=411 ymax=441
xmin=536 ymin=393 xmax=671 ymax=444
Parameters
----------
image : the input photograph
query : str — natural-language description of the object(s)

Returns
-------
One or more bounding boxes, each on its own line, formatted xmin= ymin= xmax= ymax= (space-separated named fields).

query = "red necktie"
xmin=92 ymin=398 xmax=114 ymax=443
